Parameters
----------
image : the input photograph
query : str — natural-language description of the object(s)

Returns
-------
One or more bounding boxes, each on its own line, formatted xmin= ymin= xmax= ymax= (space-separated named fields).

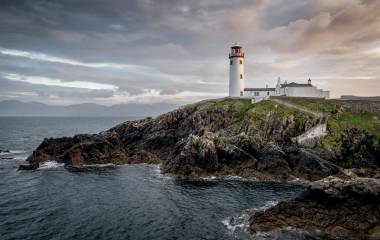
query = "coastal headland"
xmin=20 ymin=96 xmax=380 ymax=237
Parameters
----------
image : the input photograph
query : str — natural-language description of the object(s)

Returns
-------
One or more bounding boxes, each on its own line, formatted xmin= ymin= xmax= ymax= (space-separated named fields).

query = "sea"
xmin=0 ymin=117 xmax=329 ymax=240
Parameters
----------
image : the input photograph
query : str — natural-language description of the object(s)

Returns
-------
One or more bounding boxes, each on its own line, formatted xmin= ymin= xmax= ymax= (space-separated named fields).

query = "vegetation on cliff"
xmin=271 ymin=97 xmax=380 ymax=168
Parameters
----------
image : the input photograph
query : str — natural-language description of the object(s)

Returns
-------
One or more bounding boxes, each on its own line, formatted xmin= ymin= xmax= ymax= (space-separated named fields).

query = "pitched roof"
xmin=244 ymin=88 xmax=276 ymax=91
xmin=281 ymin=82 xmax=312 ymax=87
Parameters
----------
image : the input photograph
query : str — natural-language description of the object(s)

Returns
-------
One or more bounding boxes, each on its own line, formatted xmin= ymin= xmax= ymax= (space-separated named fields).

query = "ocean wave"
xmin=222 ymin=201 xmax=279 ymax=235
xmin=0 ymin=150 xmax=26 ymax=156
xmin=289 ymin=178 xmax=310 ymax=185
xmin=13 ymin=155 xmax=28 ymax=160
xmin=64 ymin=163 xmax=118 ymax=173
xmin=38 ymin=161 xmax=65 ymax=169
xmin=200 ymin=175 xmax=257 ymax=181
xmin=252 ymin=200 xmax=278 ymax=212
xmin=221 ymin=215 xmax=249 ymax=232
xmin=82 ymin=163 xmax=116 ymax=168
xmin=200 ymin=176 xmax=217 ymax=180
xmin=149 ymin=164 xmax=173 ymax=180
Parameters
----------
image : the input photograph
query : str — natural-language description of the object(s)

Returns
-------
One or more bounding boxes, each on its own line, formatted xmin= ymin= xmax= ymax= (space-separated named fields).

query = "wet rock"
xmin=250 ymin=177 xmax=380 ymax=238
xmin=18 ymin=164 xmax=36 ymax=170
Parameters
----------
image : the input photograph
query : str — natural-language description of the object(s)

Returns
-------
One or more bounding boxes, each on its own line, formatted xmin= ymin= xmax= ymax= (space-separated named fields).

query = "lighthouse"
xmin=229 ymin=45 xmax=245 ymax=97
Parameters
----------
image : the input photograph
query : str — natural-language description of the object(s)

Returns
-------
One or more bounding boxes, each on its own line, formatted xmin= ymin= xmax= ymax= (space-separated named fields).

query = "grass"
xmin=196 ymin=98 xmax=253 ymax=133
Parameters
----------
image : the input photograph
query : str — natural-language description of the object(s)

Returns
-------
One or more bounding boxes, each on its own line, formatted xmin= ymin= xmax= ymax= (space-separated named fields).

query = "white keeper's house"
xmin=228 ymin=45 xmax=330 ymax=101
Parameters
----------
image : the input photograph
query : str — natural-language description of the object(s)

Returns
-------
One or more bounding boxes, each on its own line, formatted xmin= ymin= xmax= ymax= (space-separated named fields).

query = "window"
xmin=267 ymin=92 xmax=270 ymax=96
xmin=240 ymin=74 xmax=243 ymax=79
xmin=230 ymin=60 xmax=232 ymax=65
xmin=254 ymin=92 xmax=259 ymax=96
xmin=239 ymin=60 xmax=243 ymax=64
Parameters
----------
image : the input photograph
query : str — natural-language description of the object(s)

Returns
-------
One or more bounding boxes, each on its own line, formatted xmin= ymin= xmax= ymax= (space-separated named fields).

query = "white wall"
xmin=244 ymin=90 xmax=275 ymax=98
xmin=229 ymin=57 xmax=244 ymax=97
xmin=282 ymin=86 xmax=328 ymax=98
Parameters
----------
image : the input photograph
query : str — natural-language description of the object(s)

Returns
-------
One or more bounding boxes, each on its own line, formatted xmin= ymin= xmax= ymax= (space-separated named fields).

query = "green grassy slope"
xmin=272 ymin=97 xmax=380 ymax=167
xmin=190 ymin=98 xmax=318 ymax=138
xmin=189 ymin=97 xmax=379 ymax=168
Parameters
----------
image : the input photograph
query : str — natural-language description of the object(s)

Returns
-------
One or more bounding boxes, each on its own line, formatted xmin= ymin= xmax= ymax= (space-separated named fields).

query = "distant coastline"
xmin=340 ymin=95 xmax=380 ymax=101
xmin=0 ymin=100 xmax=178 ymax=117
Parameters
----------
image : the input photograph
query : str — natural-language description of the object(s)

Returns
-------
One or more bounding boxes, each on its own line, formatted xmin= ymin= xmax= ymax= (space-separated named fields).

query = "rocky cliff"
xmin=20 ymin=97 xmax=380 ymax=238
xmin=21 ymin=97 xmax=380 ymax=181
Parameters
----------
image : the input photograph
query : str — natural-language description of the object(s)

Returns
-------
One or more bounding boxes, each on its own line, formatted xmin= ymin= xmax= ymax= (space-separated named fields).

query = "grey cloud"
xmin=160 ymin=89 xmax=183 ymax=95
xmin=117 ymin=86 xmax=145 ymax=96
xmin=263 ymin=0 xmax=380 ymax=54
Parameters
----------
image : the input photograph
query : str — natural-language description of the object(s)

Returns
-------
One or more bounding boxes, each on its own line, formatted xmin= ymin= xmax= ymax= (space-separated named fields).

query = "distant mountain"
xmin=0 ymin=100 xmax=179 ymax=117
xmin=340 ymin=95 xmax=380 ymax=101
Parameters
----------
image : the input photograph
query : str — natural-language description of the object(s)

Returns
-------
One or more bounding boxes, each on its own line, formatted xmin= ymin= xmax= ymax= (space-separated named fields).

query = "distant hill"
xmin=340 ymin=95 xmax=380 ymax=101
xmin=0 ymin=100 xmax=178 ymax=117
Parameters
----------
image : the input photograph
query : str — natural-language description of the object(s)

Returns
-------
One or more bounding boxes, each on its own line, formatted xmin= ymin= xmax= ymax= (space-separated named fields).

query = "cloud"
xmin=0 ymin=0 xmax=379 ymax=104
xmin=262 ymin=0 xmax=380 ymax=54
xmin=1 ymin=72 xmax=118 ymax=90
xmin=0 ymin=47 xmax=144 ymax=70
xmin=160 ymin=88 xmax=183 ymax=95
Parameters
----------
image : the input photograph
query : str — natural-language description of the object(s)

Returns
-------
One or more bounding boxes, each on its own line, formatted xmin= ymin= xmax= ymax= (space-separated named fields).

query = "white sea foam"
xmin=252 ymin=200 xmax=278 ymax=212
xmin=290 ymin=178 xmax=310 ymax=185
xmin=38 ymin=161 xmax=65 ymax=169
xmin=82 ymin=163 xmax=116 ymax=168
xmin=221 ymin=220 xmax=244 ymax=232
xmin=200 ymin=175 xmax=256 ymax=181
xmin=13 ymin=155 xmax=28 ymax=160
xmin=222 ymin=201 xmax=279 ymax=235
xmin=9 ymin=150 xmax=26 ymax=154
xmin=224 ymin=175 xmax=243 ymax=180
xmin=0 ymin=150 xmax=26 ymax=156
xmin=150 ymin=164 xmax=173 ymax=180
xmin=200 ymin=175 xmax=217 ymax=180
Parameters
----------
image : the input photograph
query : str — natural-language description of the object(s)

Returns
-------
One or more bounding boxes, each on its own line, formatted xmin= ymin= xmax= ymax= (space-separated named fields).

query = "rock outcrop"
xmin=20 ymin=97 xmax=379 ymax=182
xmin=249 ymin=176 xmax=380 ymax=238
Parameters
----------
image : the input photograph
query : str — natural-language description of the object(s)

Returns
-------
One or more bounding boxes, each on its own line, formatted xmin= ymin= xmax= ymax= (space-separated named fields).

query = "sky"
xmin=0 ymin=0 xmax=379 ymax=106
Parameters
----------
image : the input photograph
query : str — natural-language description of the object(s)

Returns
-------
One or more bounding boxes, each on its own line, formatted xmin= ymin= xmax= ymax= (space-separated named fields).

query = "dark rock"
xmin=286 ymin=148 xmax=342 ymax=181
xmin=18 ymin=164 xmax=36 ymax=170
xmin=351 ymin=167 xmax=380 ymax=179
xmin=249 ymin=177 xmax=380 ymax=238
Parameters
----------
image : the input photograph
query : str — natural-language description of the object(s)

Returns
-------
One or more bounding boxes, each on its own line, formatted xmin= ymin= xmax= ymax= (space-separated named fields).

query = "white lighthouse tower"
xmin=229 ymin=45 xmax=245 ymax=97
